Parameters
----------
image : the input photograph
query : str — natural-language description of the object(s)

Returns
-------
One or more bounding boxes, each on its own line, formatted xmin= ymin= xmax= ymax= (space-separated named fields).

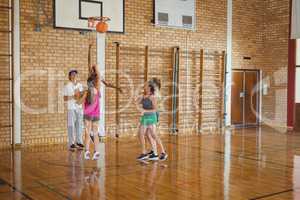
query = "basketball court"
xmin=0 ymin=0 xmax=300 ymax=199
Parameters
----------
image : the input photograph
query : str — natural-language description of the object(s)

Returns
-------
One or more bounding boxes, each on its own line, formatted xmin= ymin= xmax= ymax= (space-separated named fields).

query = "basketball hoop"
xmin=88 ymin=16 xmax=110 ymax=33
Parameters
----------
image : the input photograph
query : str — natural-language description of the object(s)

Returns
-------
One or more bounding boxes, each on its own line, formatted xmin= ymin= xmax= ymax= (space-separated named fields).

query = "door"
xmin=231 ymin=71 xmax=244 ymax=124
xmin=244 ymin=71 xmax=258 ymax=124
xmin=231 ymin=70 xmax=260 ymax=126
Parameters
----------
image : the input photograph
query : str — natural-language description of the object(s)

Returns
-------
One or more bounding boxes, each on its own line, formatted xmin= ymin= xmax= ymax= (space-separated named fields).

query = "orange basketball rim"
xmin=88 ymin=16 xmax=111 ymax=33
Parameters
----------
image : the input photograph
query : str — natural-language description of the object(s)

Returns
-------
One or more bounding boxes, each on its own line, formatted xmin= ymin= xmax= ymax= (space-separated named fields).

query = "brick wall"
xmin=20 ymin=0 xmax=97 ymax=144
xmin=0 ymin=0 xmax=12 ymax=147
xmin=263 ymin=0 xmax=289 ymax=127
xmin=232 ymin=0 xmax=289 ymax=127
xmin=17 ymin=0 xmax=228 ymax=145
xmin=105 ymin=0 xmax=227 ymax=135
xmin=232 ymin=0 xmax=265 ymax=70
xmin=0 ymin=0 xmax=290 ymax=145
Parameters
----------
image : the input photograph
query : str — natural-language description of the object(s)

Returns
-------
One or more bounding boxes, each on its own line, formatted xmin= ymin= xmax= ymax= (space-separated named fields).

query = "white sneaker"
xmin=148 ymin=153 xmax=159 ymax=161
xmin=92 ymin=152 xmax=100 ymax=160
xmin=84 ymin=151 xmax=90 ymax=160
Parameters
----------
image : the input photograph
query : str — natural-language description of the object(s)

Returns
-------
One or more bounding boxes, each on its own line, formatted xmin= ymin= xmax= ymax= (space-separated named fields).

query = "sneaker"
xmin=92 ymin=152 xmax=100 ymax=160
xmin=148 ymin=153 xmax=159 ymax=161
xmin=69 ymin=144 xmax=76 ymax=151
xmin=147 ymin=150 xmax=154 ymax=156
xmin=84 ymin=151 xmax=90 ymax=160
xmin=137 ymin=153 xmax=148 ymax=160
xmin=76 ymin=143 xmax=84 ymax=149
xmin=159 ymin=152 xmax=168 ymax=161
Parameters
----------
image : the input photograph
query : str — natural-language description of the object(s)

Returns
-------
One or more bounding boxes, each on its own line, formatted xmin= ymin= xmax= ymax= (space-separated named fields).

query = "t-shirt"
xmin=63 ymin=81 xmax=83 ymax=110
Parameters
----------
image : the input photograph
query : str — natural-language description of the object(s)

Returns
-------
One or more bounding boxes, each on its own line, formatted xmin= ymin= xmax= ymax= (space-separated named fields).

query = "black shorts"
xmin=84 ymin=115 xmax=100 ymax=122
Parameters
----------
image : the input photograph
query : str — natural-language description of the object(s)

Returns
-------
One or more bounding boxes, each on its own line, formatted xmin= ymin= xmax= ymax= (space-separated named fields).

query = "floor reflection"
xmin=80 ymin=169 xmax=101 ymax=200
xmin=1 ymin=126 xmax=300 ymax=199
xmin=224 ymin=129 xmax=231 ymax=200
xmin=294 ymin=155 xmax=300 ymax=199
xmin=66 ymin=141 xmax=106 ymax=200
xmin=139 ymin=161 xmax=168 ymax=200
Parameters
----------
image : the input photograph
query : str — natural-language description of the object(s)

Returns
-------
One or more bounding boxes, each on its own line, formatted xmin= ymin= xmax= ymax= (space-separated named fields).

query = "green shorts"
xmin=140 ymin=113 xmax=157 ymax=126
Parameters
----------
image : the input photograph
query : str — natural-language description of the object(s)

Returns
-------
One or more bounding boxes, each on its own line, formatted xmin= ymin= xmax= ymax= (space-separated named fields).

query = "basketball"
xmin=96 ymin=21 xmax=108 ymax=33
xmin=74 ymin=90 xmax=81 ymax=100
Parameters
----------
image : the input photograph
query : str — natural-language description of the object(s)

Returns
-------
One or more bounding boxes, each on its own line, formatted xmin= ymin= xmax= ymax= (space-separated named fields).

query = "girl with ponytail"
xmin=77 ymin=42 xmax=122 ymax=160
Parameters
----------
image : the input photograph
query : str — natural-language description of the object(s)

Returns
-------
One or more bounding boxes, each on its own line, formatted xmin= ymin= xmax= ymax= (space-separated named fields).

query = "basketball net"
xmin=87 ymin=16 xmax=110 ymax=32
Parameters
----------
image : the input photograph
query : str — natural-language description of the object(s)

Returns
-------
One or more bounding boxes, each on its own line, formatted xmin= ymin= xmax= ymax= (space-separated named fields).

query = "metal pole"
xmin=198 ymin=49 xmax=204 ymax=133
xmin=171 ymin=47 xmax=179 ymax=134
xmin=144 ymin=46 xmax=149 ymax=82
xmin=115 ymin=42 xmax=120 ymax=138
xmin=11 ymin=0 xmax=15 ymax=149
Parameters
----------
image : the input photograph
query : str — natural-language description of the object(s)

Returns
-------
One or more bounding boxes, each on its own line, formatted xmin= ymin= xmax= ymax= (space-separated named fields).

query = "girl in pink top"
xmin=77 ymin=42 xmax=122 ymax=160
xmin=78 ymin=76 xmax=101 ymax=160
xmin=84 ymin=77 xmax=100 ymax=122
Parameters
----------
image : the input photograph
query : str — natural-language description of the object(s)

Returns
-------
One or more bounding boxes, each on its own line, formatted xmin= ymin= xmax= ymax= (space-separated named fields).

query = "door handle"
xmin=240 ymin=92 xmax=245 ymax=98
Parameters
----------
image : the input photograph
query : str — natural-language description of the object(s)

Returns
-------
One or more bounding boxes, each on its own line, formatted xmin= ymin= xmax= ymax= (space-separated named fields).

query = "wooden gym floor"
xmin=1 ymin=126 xmax=300 ymax=200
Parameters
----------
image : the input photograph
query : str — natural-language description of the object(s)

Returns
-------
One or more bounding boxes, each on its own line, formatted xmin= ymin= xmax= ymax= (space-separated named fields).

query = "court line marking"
xmin=248 ymin=189 xmax=293 ymax=200
xmin=0 ymin=135 xmax=296 ymax=200
xmin=0 ymin=177 xmax=35 ymax=200
xmin=37 ymin=139 xmax=294 ymax=175
xmin=165 ymin=140 xmax=295 ymax=169
xmin=36 ymin=180 xmax=73 ymax=200
xmin=24 ymin=135 xmax=295 ymax=171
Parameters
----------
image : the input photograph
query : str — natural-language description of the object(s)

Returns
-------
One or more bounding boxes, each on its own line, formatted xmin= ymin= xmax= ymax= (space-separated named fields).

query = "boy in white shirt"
xmin=64 ymin=70 xmax=85 ymax=150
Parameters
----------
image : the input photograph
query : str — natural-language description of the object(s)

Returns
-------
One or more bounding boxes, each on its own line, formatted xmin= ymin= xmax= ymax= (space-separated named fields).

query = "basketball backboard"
xmin=54 ymin=0 xmax=124 ymax=33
